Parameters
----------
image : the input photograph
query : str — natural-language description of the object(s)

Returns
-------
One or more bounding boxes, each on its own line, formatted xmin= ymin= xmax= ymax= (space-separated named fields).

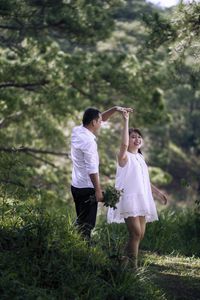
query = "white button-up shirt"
xmin=71 ymin=125 xmax=99 ymax=188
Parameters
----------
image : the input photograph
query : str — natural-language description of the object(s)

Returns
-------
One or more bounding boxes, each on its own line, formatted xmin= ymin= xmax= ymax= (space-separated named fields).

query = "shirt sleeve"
xmin=82 ymin=140 xmax=99 ymax=175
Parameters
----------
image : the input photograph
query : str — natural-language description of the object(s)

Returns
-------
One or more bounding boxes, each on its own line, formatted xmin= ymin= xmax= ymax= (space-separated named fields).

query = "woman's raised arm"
xmin=117 ymin=111 xmax=129 ymax=167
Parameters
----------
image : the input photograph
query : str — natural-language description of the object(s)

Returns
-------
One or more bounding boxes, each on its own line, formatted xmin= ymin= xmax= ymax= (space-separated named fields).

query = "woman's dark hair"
xmin=82 ymin=107 xmax=101 ymax=126
xmin=129 ymin=128 xmax=143 ymax=154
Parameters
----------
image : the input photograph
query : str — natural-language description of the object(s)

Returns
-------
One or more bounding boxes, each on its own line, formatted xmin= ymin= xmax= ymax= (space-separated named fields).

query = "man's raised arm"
xmin=101 ymin=106 xmax=133 ymax=122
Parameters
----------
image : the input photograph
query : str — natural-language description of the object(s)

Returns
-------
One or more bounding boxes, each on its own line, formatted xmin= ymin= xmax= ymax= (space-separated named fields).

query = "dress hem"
xmin=107 ymin=211 xmax=158 ymax=224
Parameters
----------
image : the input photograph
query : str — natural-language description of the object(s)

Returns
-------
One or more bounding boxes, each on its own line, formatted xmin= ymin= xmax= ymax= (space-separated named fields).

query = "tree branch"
xmin=0 ymin=80 xmax=49 ymax=90
xmin=0 ymin=147 xmax=69 ymax=157
xmin=71 ymin=82 xmax=95 ymax=101
xmin=0 ymin=179 xmax=39 ymax=190
xmin=0 ymin=179 xmax=26 ymax=188
xmin=26 ymin=152 xmax=59 ymax=168
xmin=0 ymin=111 xmax=23 ymax=129
xmin=0 ymin=24 xmax=22 ymax=30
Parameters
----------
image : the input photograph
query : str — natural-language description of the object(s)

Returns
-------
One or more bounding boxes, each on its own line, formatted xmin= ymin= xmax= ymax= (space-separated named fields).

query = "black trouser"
xmin=71 ymin=185 xmax=97 ymax=240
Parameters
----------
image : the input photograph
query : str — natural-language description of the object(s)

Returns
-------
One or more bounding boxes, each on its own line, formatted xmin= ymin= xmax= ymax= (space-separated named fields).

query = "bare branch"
xmin=0 ymin=179 xmax=39 ymax=189
xmin=71 ymin=82 xmax=95 ymax=100
xmin=0 ymin=147 xmax=69 ymax=157
xmin=26 ymin=152 xmax=59 ymax=168
xmin=0 ymin=111 xmax=23 ymax=129
xmin=0 ymin=24 xmax=22 ymax=30
xmin=0 ymin=179 xmax=26 ymax=188
xmin=0 ymin=80 xmax=49 ymax=90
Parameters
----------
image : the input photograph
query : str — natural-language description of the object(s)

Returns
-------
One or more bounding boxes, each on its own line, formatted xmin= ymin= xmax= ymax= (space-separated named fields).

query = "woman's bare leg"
xmin=139 ymin=216 xmax=146 ymax=241
xmin=124 ymin=216 xmax=142 ymax=268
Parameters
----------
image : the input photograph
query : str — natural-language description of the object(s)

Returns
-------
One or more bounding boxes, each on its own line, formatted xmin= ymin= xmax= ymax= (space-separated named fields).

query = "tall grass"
xmin=95 ymin=208 xmax=200 ymax=258
xmin=0 ymin=201 xmax=166 ymax=300
xmin=142 ymin=208 xmax=200 ymax=257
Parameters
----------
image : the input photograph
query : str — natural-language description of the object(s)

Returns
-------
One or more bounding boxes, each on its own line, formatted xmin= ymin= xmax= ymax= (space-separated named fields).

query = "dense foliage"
xmin=1 ymin=1 xmax=200 ymax=299
xmin=0 ymin=0 xmax=168 ymax=206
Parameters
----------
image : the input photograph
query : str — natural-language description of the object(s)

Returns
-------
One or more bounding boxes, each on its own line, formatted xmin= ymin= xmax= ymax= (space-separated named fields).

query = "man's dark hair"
xmin=82 ymin=107 xmax=101 ymax=126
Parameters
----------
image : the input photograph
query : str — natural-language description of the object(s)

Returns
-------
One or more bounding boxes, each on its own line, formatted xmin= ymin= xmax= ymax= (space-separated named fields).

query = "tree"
xmin=142 ymin=1 xmax=200 ymax=202
xmin=0 ymin=0 xmax=123 ymax=205
xmin=0 ymin=0 xmax=168 ymax=211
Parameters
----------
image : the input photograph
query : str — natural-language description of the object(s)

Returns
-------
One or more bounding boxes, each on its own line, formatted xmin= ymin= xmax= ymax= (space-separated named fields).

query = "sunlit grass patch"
xmin=141 ymin=252 xmax=200 ymax=277
xmin=140 ymin=252 xmax=200 ymax=300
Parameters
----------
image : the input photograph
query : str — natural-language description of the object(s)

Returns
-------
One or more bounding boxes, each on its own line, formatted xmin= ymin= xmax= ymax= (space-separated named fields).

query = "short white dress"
xmin=107 ymin=151 xmax=158 ymax=223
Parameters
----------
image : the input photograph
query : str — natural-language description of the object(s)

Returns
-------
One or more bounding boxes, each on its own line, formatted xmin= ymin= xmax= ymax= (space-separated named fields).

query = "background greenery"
xmin=0 ymin=0 xmax=200 ymax=299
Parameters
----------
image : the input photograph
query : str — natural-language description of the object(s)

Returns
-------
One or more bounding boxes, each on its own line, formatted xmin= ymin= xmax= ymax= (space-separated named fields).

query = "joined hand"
xmin=116 ymin=106 xmax=134 ymax=113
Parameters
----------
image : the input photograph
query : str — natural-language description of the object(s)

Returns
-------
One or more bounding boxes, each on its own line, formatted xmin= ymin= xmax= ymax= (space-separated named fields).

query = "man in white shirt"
xmin=71 ymin=106 xmax=132 ymax=240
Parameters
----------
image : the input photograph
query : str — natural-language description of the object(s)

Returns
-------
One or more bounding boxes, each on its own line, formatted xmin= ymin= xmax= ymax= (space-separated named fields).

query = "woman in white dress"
xmin=107 ymin=110 xmax=167 ymax=268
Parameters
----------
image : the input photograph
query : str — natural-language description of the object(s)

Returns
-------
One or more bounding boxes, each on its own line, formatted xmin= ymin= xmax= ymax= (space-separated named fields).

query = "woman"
xmin=107 ymin=110 xmax=167 ymax=268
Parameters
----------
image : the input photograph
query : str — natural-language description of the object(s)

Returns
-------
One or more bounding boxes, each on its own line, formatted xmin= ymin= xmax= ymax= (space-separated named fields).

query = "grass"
xmin=0 ymin=201 xmax=165 ymax=300
xmin=94 ymin=208 xmax=200 ymax=300
xmin=94 ymin=207 xmax=200 ymax=258
xmin=0 ymin=200 xmax=200 ymax=299
xmin=141 ymin=252 xmax=200 ymax=300
xmin=140 ymin=207 xmax=200 ymax=257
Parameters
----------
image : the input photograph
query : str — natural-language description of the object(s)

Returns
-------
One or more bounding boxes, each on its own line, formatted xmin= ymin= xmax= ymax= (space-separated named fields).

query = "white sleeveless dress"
xmin=107 ymin=152 xmax=158 ymax=223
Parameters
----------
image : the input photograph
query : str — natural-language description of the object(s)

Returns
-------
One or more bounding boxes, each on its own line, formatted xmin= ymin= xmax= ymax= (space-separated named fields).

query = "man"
xmin=71 ymin=106 xmax=132 ymax=240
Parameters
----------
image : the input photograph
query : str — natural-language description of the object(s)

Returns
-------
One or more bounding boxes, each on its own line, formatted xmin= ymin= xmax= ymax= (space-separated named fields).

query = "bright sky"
xmin=146 ymin=0 xmax=179 ymax=7
xmin=146 ymin=0 xmax=199 ymax=8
